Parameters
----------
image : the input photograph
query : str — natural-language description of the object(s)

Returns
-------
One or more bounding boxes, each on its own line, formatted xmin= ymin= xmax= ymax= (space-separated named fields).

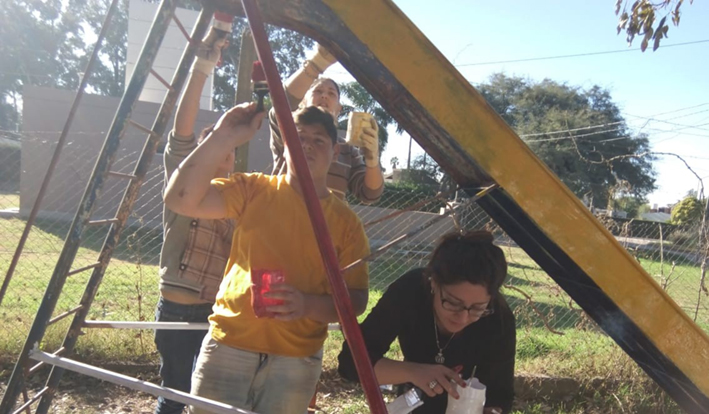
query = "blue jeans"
xmin=154 ymin=297 xmax=213 ymax=414
xmin=190 ymin=336 xmax=322 ymax=414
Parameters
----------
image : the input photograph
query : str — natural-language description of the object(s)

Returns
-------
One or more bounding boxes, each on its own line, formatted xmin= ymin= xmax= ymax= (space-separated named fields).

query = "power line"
xmin=509 ymin=100 xmax=709 ymax=139
xmin=625 ymin=114 xmax=709 ymax=133
xmin=519 ymin=102 xmax=709 ymax=139
xmin=525 ymin=127 xmax=625 ymax=143
xmin=644 ymin=102 xmax=709 ymax=118
xmin=520 ymin=121 xmax=624 ymax=138
xmin=523 ymin=119 xmax=709 ymax=144
xmin=455 ymin=39 xmax=709 ymax=67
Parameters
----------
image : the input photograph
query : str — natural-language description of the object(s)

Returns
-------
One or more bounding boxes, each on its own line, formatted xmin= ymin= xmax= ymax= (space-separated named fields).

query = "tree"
xmin=410 ymin=153 xmax=440 ymax=184
xmin=0 ymin=0 xmax=88 ymax=131
xmin=671 ymin=196 xmax=705 ymax=225
xmin=477 ymin=73 xmax=656 ymax=208
xmin=70 ymin=0 xmax=130 ymax=98
xmin=214 ymin=21 xmax=314 ymax=110
xmin=395 ymin=153 xmax=455 ymax=193
xmin=612 ymin=195 xmax=647 ymax=218
xmin=0 ymin=0 xmax=314 ymax=131
xmin=615 ymin=0 xmax=693 ymax=51
xmin=338 ymin=81 xmax=401 ymax=153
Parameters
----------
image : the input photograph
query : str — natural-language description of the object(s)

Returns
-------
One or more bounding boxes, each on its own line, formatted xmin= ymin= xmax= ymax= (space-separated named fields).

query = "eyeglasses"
xmin=438 ymin=287 xmax=494 ymax=318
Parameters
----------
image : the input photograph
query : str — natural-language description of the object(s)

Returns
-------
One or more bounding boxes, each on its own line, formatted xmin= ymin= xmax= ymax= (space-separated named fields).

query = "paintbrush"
xmin=251 ymin=61 xmax=269 ymax=112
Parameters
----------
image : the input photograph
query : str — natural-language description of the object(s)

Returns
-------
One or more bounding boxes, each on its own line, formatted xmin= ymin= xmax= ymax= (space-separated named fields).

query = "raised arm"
xmin=164 ymin=103 xmax=265 ymax=219
xmin=269 ymin=44 xmax=336 ymax=175
xmin=285 ymin=43 xmax=337 ymax=104
xmin=165 ymin=20 xmax=231 ymax=181
xmin=176 ymin=18 xmax=231 ymax=136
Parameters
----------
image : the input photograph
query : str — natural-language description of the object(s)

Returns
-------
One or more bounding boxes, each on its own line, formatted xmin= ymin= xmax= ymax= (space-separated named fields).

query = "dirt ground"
xmin=1 ymin=369 xmax=159 ymax=414
xmin=2 ymin=366 xmax=360 ymax=414
xmin=0 ymin=365 xmax=678 ymax=414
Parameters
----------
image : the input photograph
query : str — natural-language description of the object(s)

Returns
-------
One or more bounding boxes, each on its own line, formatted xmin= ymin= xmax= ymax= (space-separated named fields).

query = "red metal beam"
xmin=239 ymin=1 xmax=387 ymax=412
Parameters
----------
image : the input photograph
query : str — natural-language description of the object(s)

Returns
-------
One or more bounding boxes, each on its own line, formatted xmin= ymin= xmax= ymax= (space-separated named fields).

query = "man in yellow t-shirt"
xmin=164 ymin=104 xmax=370 ymax=414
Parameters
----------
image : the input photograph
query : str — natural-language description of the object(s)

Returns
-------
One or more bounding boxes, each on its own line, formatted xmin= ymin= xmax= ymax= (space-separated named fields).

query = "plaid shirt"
xmin=174 ymin=217 xmax=235 ymax=302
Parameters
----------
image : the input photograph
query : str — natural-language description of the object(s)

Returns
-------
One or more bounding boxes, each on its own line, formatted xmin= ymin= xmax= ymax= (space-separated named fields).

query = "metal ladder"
xmin=0 ymin=1 xmax=216 ymax=412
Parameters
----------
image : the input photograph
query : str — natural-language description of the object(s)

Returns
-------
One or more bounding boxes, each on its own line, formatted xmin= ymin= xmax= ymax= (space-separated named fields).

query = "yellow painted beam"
xmin=325 ymin=0 xmax=709 ymax=396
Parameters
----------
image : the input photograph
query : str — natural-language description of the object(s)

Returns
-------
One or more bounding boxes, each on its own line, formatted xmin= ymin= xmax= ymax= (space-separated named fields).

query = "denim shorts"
xmin=189 ymin=336 xmax=322 ymax=414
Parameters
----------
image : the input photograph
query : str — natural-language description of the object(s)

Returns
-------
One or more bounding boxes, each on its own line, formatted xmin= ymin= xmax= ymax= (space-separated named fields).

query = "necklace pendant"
xmin=435 ymin=352 xmax=445 ymax=364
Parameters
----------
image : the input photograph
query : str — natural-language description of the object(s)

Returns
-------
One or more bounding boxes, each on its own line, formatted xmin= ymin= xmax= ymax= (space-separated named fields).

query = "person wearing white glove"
xmin=359 ymin=117 xmax=380 ymax=169
xmin=190 ymin=16 xmax=231 ymax=76
xmin=154 ymin=13 xmax=234 ymax=414
xmin=269 ymin=43 xmax=384 ymax=204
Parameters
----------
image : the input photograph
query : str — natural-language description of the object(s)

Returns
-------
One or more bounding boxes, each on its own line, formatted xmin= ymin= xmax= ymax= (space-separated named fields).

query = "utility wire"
xmin=525 ymin=127 xmax=625 ymax=143
xmin=519 ymin=103 xmax=709 ymax=139
xmin=455 ymin=40 xmax=709 ymax=67
xmin=520 ymin=121 xmax=624 ymax=138
xmin=625 ymin=114 xmax=709 ymax=133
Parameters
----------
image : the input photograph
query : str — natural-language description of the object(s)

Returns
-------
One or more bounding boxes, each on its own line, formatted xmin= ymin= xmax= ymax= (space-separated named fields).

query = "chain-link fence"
xmin=1 ymin=129 xmax=708 ymax=391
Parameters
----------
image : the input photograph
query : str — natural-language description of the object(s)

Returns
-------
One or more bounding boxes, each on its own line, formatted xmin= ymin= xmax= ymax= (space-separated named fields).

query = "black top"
xmin=338 ymin=269 xmax=516 ymax=413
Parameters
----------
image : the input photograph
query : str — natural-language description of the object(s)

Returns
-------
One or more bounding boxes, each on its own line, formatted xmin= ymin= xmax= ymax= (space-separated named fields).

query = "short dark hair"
xmin=293 ymin=106 xmax=338 ymax=144
xmin=426 ymin=230 xmax=507 ymax=296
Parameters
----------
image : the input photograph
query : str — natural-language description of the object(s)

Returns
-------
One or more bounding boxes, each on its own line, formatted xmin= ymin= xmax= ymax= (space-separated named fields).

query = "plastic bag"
xmin=446 ymin=377 xmax=486 ymax=414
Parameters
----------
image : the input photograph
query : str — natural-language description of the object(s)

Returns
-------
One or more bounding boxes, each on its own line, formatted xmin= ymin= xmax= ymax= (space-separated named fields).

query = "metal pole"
xmin=0 ymin=1 xmax=178 ymax=412
xmin=30 ymin=350 xmax=256 ymax=414
xmin=0 ymin=0 xmax=121 ymax=307
xmin=233 ymin=27 xmax=258 ymax=172
xmin=239 ymin=1 xmax=387 ymax=412
xmin=81 ymin=321 xmax=343 ymax=330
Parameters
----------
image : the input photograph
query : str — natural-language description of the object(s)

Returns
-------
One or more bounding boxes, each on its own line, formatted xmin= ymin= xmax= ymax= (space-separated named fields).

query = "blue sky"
xmin=325 ymin=0 xmax=709 ymax=207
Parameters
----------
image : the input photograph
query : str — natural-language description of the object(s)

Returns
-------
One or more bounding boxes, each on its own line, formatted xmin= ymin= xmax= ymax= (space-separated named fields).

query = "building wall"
xmin=21 ymin=86 xmax=274 ymax=228
xmin=21 ymin=86 xmax=458 ymax=243
xmin=127 ymin=0 xmax=213 ymax=109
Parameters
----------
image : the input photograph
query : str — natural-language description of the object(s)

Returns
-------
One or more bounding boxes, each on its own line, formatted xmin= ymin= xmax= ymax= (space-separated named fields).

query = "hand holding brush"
xmin=251 ymin=61 xmax=269 ymax=112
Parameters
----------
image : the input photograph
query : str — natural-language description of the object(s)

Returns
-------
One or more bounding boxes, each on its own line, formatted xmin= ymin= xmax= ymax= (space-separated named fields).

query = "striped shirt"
xmin=268 ymin=97 xmax=383 ymax=204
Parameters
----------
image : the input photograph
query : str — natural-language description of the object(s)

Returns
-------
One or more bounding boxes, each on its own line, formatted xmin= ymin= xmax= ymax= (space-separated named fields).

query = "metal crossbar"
xmin=29 ymin=349 xmax=256 ymax=414
xmin=11 ymin=387 xmax=47 ymax=414
xmin=81 ymin=321 xmax=343 ymax=331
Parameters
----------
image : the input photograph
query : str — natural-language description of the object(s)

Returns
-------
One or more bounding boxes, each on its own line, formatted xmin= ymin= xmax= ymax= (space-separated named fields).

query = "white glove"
xmin=307 ymin=42 xmax=337 ymax=73
xmin=359 ymin=117 xmax=380 ymax=168
xmin=191 ymin=22 xmax=231 ymax=75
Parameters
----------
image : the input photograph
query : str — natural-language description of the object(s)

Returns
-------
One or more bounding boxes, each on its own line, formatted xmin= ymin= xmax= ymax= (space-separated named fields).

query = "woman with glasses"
xmin=338 ymin=230 xmax=515 ymax=414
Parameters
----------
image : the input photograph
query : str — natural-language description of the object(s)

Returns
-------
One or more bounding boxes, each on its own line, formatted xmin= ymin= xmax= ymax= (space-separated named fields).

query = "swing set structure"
xmin=1 ymin=0 xmax=708 ymax=413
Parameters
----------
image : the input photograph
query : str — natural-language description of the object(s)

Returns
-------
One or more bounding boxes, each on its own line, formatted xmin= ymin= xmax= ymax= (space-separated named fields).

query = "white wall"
xmin=127 ymin=0 xmax=213 ymax=109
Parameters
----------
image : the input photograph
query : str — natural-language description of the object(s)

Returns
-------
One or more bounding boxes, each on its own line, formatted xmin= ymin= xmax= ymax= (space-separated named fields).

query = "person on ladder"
xmin=270 ymin=43 xmax=385 ymax=204
xmin=164 ymin=102 xmax=371 ymax=414
xmin=154 ymin=12 xmax=233 ymax=414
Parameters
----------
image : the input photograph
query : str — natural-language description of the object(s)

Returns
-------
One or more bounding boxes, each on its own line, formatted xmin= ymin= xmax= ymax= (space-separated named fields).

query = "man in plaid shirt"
xmin=153 ymin=15 xmax=233 ymax=414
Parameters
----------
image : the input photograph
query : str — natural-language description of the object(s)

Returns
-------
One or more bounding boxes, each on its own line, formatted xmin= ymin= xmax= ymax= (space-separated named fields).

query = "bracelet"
xmin=302 ymin=59 xmax=323 ymax=78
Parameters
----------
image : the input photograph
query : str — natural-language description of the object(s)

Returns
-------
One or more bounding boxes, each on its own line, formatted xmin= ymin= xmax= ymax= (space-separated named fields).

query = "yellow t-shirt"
xmin=209 ymin=173 xmax=370 ymax=357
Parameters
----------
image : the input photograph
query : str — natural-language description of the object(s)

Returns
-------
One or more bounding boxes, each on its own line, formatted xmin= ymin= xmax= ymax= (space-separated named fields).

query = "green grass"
xmin=0 ymin=193 xmax=19 ymax=210
xmin=0 ymin=216 xmax=701 ymax=412
xmin=0 ymin=216 xmax=162 ymax=363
